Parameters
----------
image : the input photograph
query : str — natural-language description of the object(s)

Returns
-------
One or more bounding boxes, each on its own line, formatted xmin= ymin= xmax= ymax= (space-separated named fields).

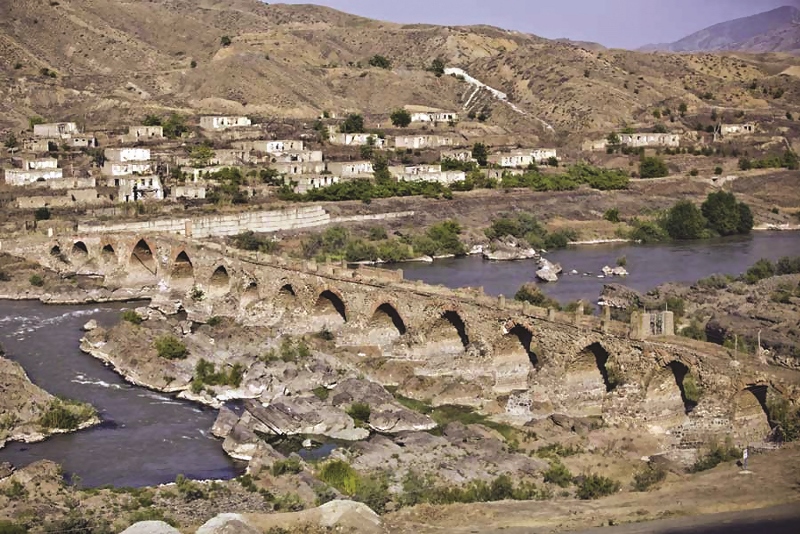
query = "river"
xmin=394 ymin=232 xmax=800 ymax=306
xmin=0 ymin=301 xmax=243 ymax=488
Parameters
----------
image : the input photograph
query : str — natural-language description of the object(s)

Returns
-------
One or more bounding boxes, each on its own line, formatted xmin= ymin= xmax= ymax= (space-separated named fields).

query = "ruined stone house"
xmin=394 ymin=135 xmax=457 ymax=150
xmin=111 ymin=175 xmax=164 ymax=202
xmin=440 ymin=150 xmax=475 ymax=162
xmin=172 ymin=184 xmax=207 ymax=200
xmin=272 ymin=161 xmax=328 ymax=176
xmin=33 ymin=122 xmax=79 ymax=138
xmin=3 ymin=157 xmax=63 ymax=185
xmin=390 ymin=164 xmax=466 ymax=185
xmin=199 ymin=116 xmax=252 ymax=130
xmin=328 ymin=131 xmax=387 ymax=148
xmin=583 ymin=133 xmax=681 ymax=151
xmin=233 ymin=140 xmax=306 ymax=154
xmin=291 ymin=175 xmax=341 ymax=194
xmin=121 ymin=125 xmax=164 ymax=143
xmin=488 ymin=148 xmax=558 ymax=168
xmin=720 ymin=123 xmax=755 ymax=136
xmin=326 ymin=161 xmax=374 ymax=177
xmin=269 ymin=150 xmax=324 ymax=164
xmin=405 ymin=105 xmax=459 ymax=123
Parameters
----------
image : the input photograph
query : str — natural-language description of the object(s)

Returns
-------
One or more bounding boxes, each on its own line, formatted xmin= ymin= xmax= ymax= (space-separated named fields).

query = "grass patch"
xmin=121 ymin=310 xmax=142 ymax=325
xmin=154 ymin=335 xmax=188 ymax=360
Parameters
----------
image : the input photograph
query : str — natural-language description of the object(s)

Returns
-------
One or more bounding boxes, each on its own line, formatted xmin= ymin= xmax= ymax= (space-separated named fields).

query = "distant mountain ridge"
xmin=641 ymin=6 xmax=800 ymax=55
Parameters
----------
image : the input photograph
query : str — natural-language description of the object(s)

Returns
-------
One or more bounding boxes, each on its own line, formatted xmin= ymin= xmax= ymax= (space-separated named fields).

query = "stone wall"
xmin=77 ymin=206 xmax=333 ymax=238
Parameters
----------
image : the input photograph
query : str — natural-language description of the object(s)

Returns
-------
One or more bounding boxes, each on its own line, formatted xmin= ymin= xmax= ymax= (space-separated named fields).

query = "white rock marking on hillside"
xmin=445 ymin=67 xmax=555 ymax=132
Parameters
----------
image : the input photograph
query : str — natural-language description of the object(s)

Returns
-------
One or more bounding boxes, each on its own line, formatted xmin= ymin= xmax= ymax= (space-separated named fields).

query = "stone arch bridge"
xmin=6 ymin=233 xmax=800 ymax=451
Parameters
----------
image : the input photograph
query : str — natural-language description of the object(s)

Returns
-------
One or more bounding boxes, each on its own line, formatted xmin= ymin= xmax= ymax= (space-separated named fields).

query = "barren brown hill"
xmin=1 ymin=0 xmax=799 ymax=138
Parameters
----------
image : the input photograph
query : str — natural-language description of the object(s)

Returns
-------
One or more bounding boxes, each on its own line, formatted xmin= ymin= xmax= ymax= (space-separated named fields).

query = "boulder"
xmin=212 ymin=406 xmax=240 ymax=439
xmin=245 ymin=500 xmax=384 ymax=534
xmin=196 ymin=513 xmax=260 ymax=534
xmin=120 ymin=521 xmax=181 ymax=534
xmin=536 ymin=258 xmax=561 ymax=283
xmin=82 ymin=319 xmax=98 ymax=331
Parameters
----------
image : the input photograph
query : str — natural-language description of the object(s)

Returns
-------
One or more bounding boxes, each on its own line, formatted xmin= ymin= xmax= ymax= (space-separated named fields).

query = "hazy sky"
xmin=277 ymin=0 xmax=797 ymax=49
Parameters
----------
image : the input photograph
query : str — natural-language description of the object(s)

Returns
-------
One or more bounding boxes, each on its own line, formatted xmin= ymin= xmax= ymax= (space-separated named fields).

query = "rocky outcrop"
xmin=196 ymin=513 xmax=260 ymax=534
xmin=120 ymin=522 xmax=181 ymax=534
xmin=329 ymin=379 xmax=437 ymax=433
xmin=602 ymin=265 xmax=629 ymax=277
xmin=598 ymin=284 xmax=646 ymax=309
xmin=483 ymin=236 xmax=539 ymax=261
xmin=242 ymin=500 xmax=384 ymax=534
xmin=536 ymin=258 xmax=562 ymax=282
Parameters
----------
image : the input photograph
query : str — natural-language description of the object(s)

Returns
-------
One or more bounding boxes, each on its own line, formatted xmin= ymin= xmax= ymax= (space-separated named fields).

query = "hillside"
xmin=0 ymin=0 xmax=798 ymax=139
xmin=642 ymin=6 xmax=800 ymax=55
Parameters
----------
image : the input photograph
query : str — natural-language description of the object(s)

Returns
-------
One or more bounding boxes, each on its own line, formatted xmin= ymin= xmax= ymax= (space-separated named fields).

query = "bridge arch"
xmin=569 ymin=341 xmax=617 ymax=393
xmin=279 ymin=283 xmax=297 ymax=297
xmin=667 ymin=360 xmax=698 ymax=414
xmin=314 ymin=288 xmax=348 ymax=323
xmin=210 ymin=265 xmax=230 ymax=288
xmin=71 ymin=241 xmax=89 ymax=257
xmin=504 ymin=323 xmax=540 ymax=368
xmin=128 ymin=238 xmax=158 ymax=278
xmin=432 ymin=308 xmax=469 ymax=348
xmin=101 ymin=243 xmax=117 ymax=262
xmin=732 ymin=385 xmax=773 ymax=443
xmin=369 ymin=302 xmax=407 ymax=336
xmin=171 ymin=251 xmax=194 ymax=279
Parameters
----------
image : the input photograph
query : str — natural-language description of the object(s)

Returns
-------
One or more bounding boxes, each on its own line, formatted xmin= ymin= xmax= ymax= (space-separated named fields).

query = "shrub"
xmin=514 ymin=283 xmax=560 ymax=309
xmin=639 ymin=157 xmax=669 ymax=179
xmin=207 ymin=316 xmax=222 ymax=327
xmin=34 ymin=207 xmax=51 ymax=220
xmin=340 ymin=113 xmax=364 ymax=134
xmin=702 ymin=191 xmax=753 ymax=236
xmin=347 ymin=402 xmax=371 ymax=425
xmin=220 ymin=35 xmax=232 ymax=47
xmin=154 ymin=336 xmax=188 ymax=360
xmin=318 ymin=460 xmax=360 ymax=495
xmin=0 ymin=271 xmax=9 ymax=282
xmin=689 ymin=169 xmax=699 ymax=177
xmin=428 ymin=58 xmax=445 ymax=76
xmin=0 ymin=480 xmax=27 ymax=500
xmin=632 ymin=464 xmax=667 ymax=491
xmin=39 ymin=398 xmax=96 ymax=430
xmin=121 ymin=310 xmax=142 ymax=325
xmin=745 ymin=259 xmax=775 ymax=284
xmin=690 ymin=439 xmax=740 ymax=472
xmin=368 ymin=54 xmax=391 ymax=69
xmin=603 ymin=208 xmax=621 ymax=223
xmin=576 ymin=474 xmax=621 ymax=499
xmin=714 ymin=166 xmax=723 ymax=175
xmin=663 ymin=201 xmax=707 ymax=240
xmin=680 ymin=321 xmax=707 ymax=342
xmin=175 ymin=474 xmax=206 ymax=501
xmin=682 ymin=373 xmax=702 ymax=404
xmin=629 ymin=219 xmax=668 ymax=244
xmin=29 ymin=274 xmax=44 ymax=287
xmin=543 ymin=461 xmax=573 ymax=487
xmin=0 ymin=521 xmax=26 ymax=534
xmin=272 ymin=457 xmax=303 ymax=476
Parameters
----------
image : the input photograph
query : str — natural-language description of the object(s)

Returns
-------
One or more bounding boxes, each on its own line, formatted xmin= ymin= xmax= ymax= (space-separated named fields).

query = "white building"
xmin=173 ymin=184 xmax=207 ymax=200
xmin=489 ymin=148 xmax=558 ymax=168
xmin=33 ymin=122 xmax=79 ymax=138
xmin=328 ymin=132 xmax=387 ymax=147
xmin=440 ymin=150 xmax=475 ymax=163
xmin=122 ymin=126 xmax=164 ymax=142
xmin=272 ymin=161 xmax=328 ymax=175
xmin=102 ymin=162 xmax=154 ymax=177
xmin=326 ymin=161 xmax=374 ymax=177
xmin=199 ymin=116 xmax=252 ymax=130
xmin=105 ymin=148 xmax=151 ymax=163
xmin=720 ymin=123 xmax=755 ymax=136
xmin=4 ymin=167 xmax=64 ymax=185
xmin=292 ymin=175 xmax=341 ymax=194
xmin=392 ymin=164 xmax=465 ymax=185
xmin=232 ymin=140 xmax=306 ymax=154
xmin=394 ymin=135 xmax=456 ymax=150
xmin=113 ymin=176 xmax=164 ymax=202
xmin=269 ymin=150 xmax=324 ymax=164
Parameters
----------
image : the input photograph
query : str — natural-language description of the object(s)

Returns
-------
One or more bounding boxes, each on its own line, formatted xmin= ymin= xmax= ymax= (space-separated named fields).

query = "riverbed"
xmin=393 ymin=232 xmax=800 ymax=305
xmin=0 ymin=301 xmax=243 ymax=488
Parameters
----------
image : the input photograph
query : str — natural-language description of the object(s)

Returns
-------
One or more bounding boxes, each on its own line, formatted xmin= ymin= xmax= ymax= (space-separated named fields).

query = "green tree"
xmin=702 ymin=191 xmax=751 ymax=236
xmin=4 ymin=133 xmax=17 ymax=149
xmin=373 ymin=154 xmax=392 ymax=185
xmin=189 ymin=145 xmax=215 ymax=167
xmin=28 ymin=116 xmax=45 ymax=130
xmin=143 ymin=114 xmax=162 ymax=127
xmin=163 ymin=113 xmax=188 ymax=138
xmin=653 ymin=123 xmax=667 ymax=133
xmin=652 ymin=109 xmax=661 ymax=119
xmin=220 ymin=35 xmax=232 ymax=47
xmin=663 ymin=201 xmax=706 ymax=240
xmin=782 ymin=150 xmax=799 ymax=170
xmin=472 ymin=142 xmax=488 ymax=166
xmin=341 ymin=113 xmax=365 ymax=134
xmin=738 ymin=157 xmax=752 ymax=171
xmin=639 ymin=156 xmax=669 ymax=178
xmin=390 ymin=109 xmax=412 ymax=128
xmin=429 ymin=58 xmax=445 ymax=77
xmin=155 ymin=336 xmax=188 ymax=360
xmin=368 ymin=55 xmax=391 ymax=69
xmin=606 ymin=132 xmax=621 ymax=146
xmin=678 ymin=102 xmax=688 ymax=116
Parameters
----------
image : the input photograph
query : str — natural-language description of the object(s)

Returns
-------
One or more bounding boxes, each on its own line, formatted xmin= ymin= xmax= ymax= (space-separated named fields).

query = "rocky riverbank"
xmin=0 ymin=352 xmax=100 ymax=451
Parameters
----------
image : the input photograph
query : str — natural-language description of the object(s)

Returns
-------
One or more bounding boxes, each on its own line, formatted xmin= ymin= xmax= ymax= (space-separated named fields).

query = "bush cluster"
xmin=39 ymin=398 xmax=97 ymax=431
xmin=632 ymin=464 xmax=667 ymax=491
xmin=154 ymin=335 xmax=188 ymax=360
xmin=738 ymin=150 xmax=799 ymax=171
xmin=690 ymin=439 xmax=741 ymax=472
xmin=745 ymin=256 xmax=800 ymax=284
xmin=485 ymin=212 xmax=577 ymax=250
xmin=190 ymin=359 xmax=245 ymax=394
xmin=576 ymin=474 xmax=621 ymax=499
xmin=231 ymin=231 xmax=280 ymax=254
xmin=121 ymin=310 xmax=142 ymax=325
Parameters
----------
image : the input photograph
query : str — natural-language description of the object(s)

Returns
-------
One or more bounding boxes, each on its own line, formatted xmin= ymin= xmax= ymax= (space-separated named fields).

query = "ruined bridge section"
xmin=5 ymin=233 xmax=800 ymax=450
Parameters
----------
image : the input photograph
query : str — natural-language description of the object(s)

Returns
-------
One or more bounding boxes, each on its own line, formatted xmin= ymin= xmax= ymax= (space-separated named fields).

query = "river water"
xmin=0 ymin=301 xmax=243 ymax=488
xmin=394 ymin=232 xmax=800 ymax=306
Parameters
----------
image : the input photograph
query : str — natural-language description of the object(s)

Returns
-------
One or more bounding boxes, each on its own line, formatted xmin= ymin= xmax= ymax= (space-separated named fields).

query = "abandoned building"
xmin=394 ymin=135 xmax=456 ymax=150
xmin=391 ymin=164 xmax=466 ymax=185
xmin=3 ymin=157 xmax=63 ymax=185
xmin=328 ymin=131 xmax=387 ymax=148
xmin=440 ymin=149 xmax=475 ymax=163
xmin=326 ymin=161 xmax=374 ymax=177
xmin=488 ymin=148 xmax=558 ymax=168
xmin=584 ymin=133 xmax=681 ymax=151
xmin=405 ymin=105 xmax=459 ymax=123
xmin=291 ymin=175 xmax=341 ymax=194
xmin=272 ymin=161 xmax=328 ymax=176
xmin=199 ymin=116 xmax=252 ymax=130
xmin=121 ymin=125 xmax=164 ymax=143
xmin=269 ymin=150 xmax=324 ymax=164
xmin=172 ymin=184 xmax=207 ymax=200
xmin=233 ymin=140 xmax=306 ymax=154
xmin=720 ymin=123 xmax=755 ymax=136
xmin=33 ymin=122 xmax=79 ymax=138
xmin=112 ymin=175 xmax=164 ymax=202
